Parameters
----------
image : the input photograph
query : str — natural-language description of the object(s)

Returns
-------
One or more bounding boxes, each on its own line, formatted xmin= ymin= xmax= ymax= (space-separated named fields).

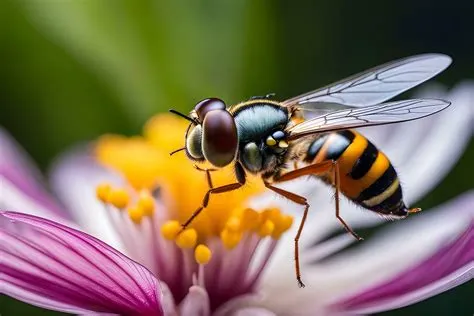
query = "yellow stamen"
xmin=258 ymin=208 xmax=281 ymax=227
xmin=161 ymin=220 xmax=181 ymax=240
xmin=96 ymin=183 xmax=111 ymax=203
xmin=194 ymin=244 xmax=212 ymax=264
xmin=272 ymin=214 xmax=294 ymax=239
xmin=138 ymin=191 xmax=155 ymax=216
xmin=128 ymin=206 xmax=143 ymax=224
xmin=176 ymin=228 xmax=197 ymax=249
xmin=258 ymin=219 xmax=275 ymax=237
xmin=96 ymin=135 xmax=165 ymax=190
xmin=220 ymin=229 xmax=242 ymax=250
xmin=240 ymin=208 xmax=259 ymax=231
xmin=225 ymin=216 xmax=241 ymax=232
xmin=108 ymin=188 xmax=130 ymax=209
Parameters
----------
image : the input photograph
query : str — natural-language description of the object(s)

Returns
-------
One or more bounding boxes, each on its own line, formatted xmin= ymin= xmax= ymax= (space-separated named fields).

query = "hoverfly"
xmin=169 ymin=54 xmax=452 ymax=287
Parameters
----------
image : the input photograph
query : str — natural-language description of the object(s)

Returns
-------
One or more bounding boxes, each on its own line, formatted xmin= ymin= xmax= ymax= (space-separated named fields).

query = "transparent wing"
xmin=282 ymin=54 xmax=452 ymax=108
xmin=287 ymin=99 xmax=450 ymax=140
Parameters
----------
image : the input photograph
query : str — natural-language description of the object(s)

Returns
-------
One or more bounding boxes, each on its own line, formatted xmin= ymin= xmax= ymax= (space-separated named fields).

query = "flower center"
xmin=94 ymin=114 xmax=293 ymax=265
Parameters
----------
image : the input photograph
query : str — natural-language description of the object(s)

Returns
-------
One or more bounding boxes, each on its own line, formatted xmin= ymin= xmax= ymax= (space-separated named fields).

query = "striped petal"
xmin=0 ymin=211 xmax=162 ymax=315
xmin=260 ymin=192 xmax=473 ymax=315
xmin=333 ymin=220 xmax=473 ymax=314
xmin=0 ymin=127 xmax=68 ymax=221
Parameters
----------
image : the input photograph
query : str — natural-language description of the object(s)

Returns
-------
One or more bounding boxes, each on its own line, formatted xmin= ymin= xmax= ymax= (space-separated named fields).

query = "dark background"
xmin=0 ymin=0 xmax=472 ymax=315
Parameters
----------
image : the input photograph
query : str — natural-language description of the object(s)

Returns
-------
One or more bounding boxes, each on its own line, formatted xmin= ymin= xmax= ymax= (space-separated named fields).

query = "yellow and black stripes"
xmin=304 ymin=130 xmax=408 ymax=217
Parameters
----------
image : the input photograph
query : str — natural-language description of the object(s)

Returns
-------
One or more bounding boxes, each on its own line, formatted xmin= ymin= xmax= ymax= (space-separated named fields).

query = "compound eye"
xmin=195 ymin=98 xmax=226 ymax=121
xmin=202 ymin=110 xmax=238 ymax=167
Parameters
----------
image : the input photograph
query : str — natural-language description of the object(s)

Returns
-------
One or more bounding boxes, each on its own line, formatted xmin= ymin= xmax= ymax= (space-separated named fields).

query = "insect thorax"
xmin=231 ymin=101 xmax=290 ymax=174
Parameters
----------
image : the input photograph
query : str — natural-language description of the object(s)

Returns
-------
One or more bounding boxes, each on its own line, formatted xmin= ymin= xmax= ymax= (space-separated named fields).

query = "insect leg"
xmin=332 ymin=161 xmax=363 ymax=241
xmin=276 ymin=161 xmax=362 ymax=240
xmin=193 ymin=164 xmax=217 ymax=188
xmin=180 ymin=163 xmax=246 ymax=231
xmin=264 ymin=182 xmax=308 ymax=288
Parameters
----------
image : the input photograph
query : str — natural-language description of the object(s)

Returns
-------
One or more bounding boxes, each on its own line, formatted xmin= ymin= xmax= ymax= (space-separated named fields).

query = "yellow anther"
xmin=220 ymin=229 xmax=242 ymax=250
xmin=195 ymin=244 xmax=212 ymax=264
xmin=138 ymin=191 xmax=155 ymax=216
xmin=272 ymin=214 xmax=294 ymax=239
xmin=128 ymin=206 xmax=144 ymax=224
xmin=176 ymin=228 xmax=197 ymax=249
xmin=96 ymin=183 xmax=111 ymax=203
xmin=266 ymin=137 xmax=277 ymax=146
xmin=161 ymin=220 xmax=181 ymax=240
xmin=108 ymin=188 xmax=130 ymax=209
xmin=258 ymin=219 xmax=275 ymax=237
xmin=260 ymin=208 xmax=281 ymax=224
xmin=241 ymin=208 xmax=259 ymax=230
xmin=225 ymin=216 xmax=241 ymax=232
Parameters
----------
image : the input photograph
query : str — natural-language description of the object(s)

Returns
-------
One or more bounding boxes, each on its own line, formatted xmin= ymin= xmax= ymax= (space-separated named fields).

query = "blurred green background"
xmin=0 ymin=0 xmax=472 ymax=315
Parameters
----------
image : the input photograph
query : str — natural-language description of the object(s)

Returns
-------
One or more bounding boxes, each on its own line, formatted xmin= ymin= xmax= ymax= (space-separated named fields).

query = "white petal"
xmin=260 ymin=192 xmax=473 ymax=314
xmin=213 ymin=293 xmax=269 ymax=316
xmin=160 ymin=282 xmax=178 ymax=316
xmin=49 ymin=146 xmax=124 ymax=250
xmin=401 ymin=81 xmax=474 ymax=203
xmin=179 ymin=286 xmax=210 ymax=316
xmin=232 ymin=308 xmax=277 ymax=316
xmin=0 ymin=176 xmax=77 ymax=229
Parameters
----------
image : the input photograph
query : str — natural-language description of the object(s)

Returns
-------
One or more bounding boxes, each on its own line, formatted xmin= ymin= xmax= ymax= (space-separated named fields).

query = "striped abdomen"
xmin=304 ymin=130 xmax=408 ymax=217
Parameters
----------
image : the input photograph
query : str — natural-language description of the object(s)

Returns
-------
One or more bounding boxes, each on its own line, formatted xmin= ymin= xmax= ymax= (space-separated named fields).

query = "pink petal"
xmin=0 ymin=211 xmax=163 ymax=315
xmin=334 ymin=217 xmax=473 ymax=314
xmin=0 ymin=128 xmax=67 ymax=219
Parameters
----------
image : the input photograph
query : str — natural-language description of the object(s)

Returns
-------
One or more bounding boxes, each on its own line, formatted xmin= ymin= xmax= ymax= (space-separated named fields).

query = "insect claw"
xmin=297 ymin=277 xmax=306 ymax=288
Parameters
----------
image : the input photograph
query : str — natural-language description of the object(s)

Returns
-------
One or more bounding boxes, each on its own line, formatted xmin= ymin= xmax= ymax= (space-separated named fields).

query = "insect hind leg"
xmin=332 ymin=160 xmax=363 ymax=241
xmin=275 ymin=160 xmax=363 ymax=239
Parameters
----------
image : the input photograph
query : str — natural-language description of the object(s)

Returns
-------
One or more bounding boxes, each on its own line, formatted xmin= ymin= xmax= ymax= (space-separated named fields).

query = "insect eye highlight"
xmin=195 ymin=98 xmax=226 ymax=121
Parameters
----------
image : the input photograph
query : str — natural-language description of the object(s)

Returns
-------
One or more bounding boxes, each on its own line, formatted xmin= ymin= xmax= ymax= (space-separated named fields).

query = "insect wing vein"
xmin=282 ymin=54 xmax=452 ymax=109
xmin=287 ymin=99 xmax=450 ymax=139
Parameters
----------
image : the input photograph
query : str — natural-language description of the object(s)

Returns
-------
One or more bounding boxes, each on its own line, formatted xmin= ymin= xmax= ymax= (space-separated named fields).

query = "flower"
xmin=1 ymin=82 xmax=473 ymax=315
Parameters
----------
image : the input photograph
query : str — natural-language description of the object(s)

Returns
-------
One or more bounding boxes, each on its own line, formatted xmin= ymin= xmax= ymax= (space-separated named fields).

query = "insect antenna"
xmin=169 ymin=147 xmax=186 ymax=156
xmin=169 ymin=109 xmax=198 ymax=124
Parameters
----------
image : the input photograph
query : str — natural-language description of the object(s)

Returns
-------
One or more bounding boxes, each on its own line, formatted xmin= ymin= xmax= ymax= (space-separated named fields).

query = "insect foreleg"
xmin=180 ymin=163 xmax=246 ymax=231
xmin=193 ymin=164 xmax=218 ymax=188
